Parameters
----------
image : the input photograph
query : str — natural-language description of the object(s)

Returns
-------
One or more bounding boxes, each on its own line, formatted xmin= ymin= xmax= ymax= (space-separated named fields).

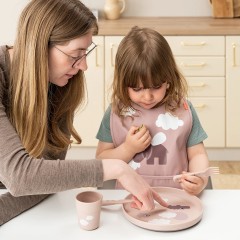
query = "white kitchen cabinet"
xmin=72 ymin=36 xmax=104 ymax=147
xmin=166 ymin=36 xmax=225 ymax=147
xmin=226 ymin=37 xmax=240 ymax=147
xmin=104 ymin=36 xmax=124 ymax=108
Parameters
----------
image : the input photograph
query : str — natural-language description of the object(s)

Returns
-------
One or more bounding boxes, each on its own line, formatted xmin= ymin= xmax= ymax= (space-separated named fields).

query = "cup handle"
xmin=119 ymin=0 xmax=125 ymax=14
xmin=102 ymin=198 xmax=132 ymax=206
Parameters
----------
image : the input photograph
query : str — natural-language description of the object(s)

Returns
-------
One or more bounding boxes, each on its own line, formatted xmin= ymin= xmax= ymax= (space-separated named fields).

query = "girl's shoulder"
xmin=185 ymin=99 xmax=194 ymax=111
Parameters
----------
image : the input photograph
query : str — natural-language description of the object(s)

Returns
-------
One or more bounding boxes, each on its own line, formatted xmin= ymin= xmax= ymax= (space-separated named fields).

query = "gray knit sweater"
xmin=0 ymin=45 xmax=103 ymax=225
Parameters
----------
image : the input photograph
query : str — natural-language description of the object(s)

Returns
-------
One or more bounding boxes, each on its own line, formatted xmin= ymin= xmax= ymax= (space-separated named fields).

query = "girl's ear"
xmin=166 ymin=83 xmax=170 ymax=89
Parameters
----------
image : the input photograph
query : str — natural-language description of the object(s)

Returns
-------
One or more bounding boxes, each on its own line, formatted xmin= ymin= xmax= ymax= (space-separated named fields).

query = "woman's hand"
xmin=102 ymin=159 xmax=168 ymax=210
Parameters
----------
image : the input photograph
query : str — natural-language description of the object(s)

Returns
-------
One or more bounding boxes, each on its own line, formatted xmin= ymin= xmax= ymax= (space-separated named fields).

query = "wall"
xmin=0 ymin=0 xmax=29 ymax=45
xmin=0 ymin=0 xmax=213 ymax=45
xmin=81 ymin=0 xmax=213 ymax=17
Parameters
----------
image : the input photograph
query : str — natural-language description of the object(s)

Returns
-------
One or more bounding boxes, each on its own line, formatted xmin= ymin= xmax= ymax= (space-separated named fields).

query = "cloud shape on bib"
xmin=156 ymin=112 xmax=184 ymax=130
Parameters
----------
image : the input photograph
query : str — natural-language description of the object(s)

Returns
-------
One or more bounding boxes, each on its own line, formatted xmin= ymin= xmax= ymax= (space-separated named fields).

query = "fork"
xmin=173 ymin=167 xmax=220 ymax=182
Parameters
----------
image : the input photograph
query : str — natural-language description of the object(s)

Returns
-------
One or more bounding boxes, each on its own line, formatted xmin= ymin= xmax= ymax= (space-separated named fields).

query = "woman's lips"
xmin=66 ymin=74 xmax=74 ymax=79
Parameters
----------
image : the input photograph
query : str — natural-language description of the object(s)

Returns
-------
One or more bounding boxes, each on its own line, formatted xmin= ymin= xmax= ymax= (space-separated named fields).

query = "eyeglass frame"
xmin=54 ymin=42 xmax=97 ymax=68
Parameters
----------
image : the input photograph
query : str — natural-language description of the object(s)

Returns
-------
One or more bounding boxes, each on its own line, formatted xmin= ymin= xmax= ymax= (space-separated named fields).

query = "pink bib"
xmin=111 ymin=100 xmax=192 ymax=188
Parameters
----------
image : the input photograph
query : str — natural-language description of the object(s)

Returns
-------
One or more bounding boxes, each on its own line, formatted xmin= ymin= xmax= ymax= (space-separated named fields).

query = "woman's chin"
xmin=50 ymin=77 xmax=69 ymax=87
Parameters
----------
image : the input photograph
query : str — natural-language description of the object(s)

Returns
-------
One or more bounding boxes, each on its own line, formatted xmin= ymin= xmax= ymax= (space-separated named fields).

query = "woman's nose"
xmin=74 ymin=57 xmax=88 ymax=71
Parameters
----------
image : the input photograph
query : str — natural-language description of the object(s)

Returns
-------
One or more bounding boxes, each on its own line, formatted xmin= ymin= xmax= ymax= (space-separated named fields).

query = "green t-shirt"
xmin=96 ymin=101 xmax=208 ymax=147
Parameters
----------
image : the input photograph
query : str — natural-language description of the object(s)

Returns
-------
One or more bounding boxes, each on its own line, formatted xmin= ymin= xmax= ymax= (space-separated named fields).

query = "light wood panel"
xmin=210 ymin=161 xmax=240 ymax=189
xmin=98 ymin=17 xmax=240 ymax=36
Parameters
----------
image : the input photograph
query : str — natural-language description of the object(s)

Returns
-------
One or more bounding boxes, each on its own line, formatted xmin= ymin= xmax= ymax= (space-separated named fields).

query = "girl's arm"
xmin=188 ymin=142 xmax=209 ymax=173
xmin=180 ymin=142 xmax=209 ymax=195
xmin=96 ymin=125 xmax=151 ymax=163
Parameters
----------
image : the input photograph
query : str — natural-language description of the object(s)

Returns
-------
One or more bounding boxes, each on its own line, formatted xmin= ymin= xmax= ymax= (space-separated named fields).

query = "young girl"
xmin=0 ymin=3 xmax=167 ymax=225
xmin=96 ymin=26 xmax=209 ymax=195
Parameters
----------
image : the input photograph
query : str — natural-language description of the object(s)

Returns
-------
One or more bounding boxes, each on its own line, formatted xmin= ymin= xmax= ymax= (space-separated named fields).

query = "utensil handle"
xmin=102 ymin=199 xmax=133 ymax=206
xmin=173 ymin=172 xmax=197 ymax=182
xmin=173 ymin=171 xmax=205 ymax=182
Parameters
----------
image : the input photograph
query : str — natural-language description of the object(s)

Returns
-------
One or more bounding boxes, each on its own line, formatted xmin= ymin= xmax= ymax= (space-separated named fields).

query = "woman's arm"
xmin=0 ymin=193 xmax=49 ymax=225
xmin=102 ymin=159 xmax=168 ymax=210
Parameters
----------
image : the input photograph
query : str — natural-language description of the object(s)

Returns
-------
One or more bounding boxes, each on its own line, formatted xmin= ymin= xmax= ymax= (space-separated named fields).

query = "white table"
xmin=1 ymin=189 xmax=239 ymax=240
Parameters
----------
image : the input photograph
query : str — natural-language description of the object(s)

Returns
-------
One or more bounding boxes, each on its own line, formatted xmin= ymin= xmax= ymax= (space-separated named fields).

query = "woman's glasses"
xmin=54 ymin=42 xmax=97 ymax=68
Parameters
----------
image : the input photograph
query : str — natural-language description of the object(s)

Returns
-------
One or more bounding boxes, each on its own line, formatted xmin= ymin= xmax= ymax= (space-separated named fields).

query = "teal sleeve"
xmin=187 ymin=101 xmax=208 ymax=147
xmin=96 ymin=105 xmax=113 ymax=143
xmin=96 ymin=102 xmax=207 ymax=146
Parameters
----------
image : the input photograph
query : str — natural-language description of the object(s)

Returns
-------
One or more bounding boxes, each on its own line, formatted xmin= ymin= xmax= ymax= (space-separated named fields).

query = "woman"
xmin=0 ymin=0 xmax=166 ymax=225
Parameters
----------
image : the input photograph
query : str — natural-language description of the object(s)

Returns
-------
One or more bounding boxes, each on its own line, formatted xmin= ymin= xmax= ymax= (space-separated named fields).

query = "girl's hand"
xmin=124 ymin=125 xmax=151 ymax=155
xmin=179 ymin=171 xmax=207 ymax=195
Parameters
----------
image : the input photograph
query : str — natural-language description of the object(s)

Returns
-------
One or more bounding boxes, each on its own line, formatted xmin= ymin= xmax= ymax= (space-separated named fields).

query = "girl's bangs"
xmin=126 ymin=66 xmax=166 ymax=89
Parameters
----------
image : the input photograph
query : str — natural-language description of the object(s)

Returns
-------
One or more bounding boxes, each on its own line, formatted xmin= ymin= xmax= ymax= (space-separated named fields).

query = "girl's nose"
xmin=143 ymin=89 xmax=153 ymax=100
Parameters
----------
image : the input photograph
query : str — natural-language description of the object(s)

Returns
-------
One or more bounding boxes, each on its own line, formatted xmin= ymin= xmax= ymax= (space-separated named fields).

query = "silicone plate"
xmin=122 ymin=187 xmax=203 ymax=231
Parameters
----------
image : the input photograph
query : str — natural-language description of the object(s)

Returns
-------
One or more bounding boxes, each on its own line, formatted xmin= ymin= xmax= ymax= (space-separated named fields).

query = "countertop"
xmin=1 ymin=189 xmax=240 ymax=240
xmin=98 ymin=17 xmax=240 ymax=36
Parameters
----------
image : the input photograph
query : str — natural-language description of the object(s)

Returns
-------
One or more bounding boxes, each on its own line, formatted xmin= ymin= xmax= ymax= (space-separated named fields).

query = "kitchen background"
xmin=1 ymin=0 xmax=240 ymax=165
xmin=1 ymin=0 xmax=212 ymax=45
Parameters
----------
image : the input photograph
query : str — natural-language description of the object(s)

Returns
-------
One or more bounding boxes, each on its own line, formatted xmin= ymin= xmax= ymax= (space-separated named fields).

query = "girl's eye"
xmin=152 ymin=85 xmax=162 ymax=89
xmin=132 ymin=87 xmax=143 ymax=92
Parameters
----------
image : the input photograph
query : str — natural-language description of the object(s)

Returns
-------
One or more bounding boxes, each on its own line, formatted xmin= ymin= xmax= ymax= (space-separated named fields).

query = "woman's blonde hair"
xmin=9 ymin=0 xmax=98 ymax=157
xmin=112 ymin=26 xmax=188 ymax=117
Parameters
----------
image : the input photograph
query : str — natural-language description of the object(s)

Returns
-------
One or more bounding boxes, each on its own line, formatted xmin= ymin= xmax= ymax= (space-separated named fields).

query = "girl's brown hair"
xmin=9 ymin=0 xmax=98 ymax=157
xmin=111 ymin=26 xmax=188 ymax=117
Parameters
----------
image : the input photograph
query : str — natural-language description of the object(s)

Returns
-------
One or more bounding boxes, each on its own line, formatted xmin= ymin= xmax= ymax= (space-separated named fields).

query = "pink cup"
xmin=75 ymin=191 xmax=103 ymax=231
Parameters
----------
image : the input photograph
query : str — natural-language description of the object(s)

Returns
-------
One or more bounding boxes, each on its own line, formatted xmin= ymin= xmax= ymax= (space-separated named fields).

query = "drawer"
xmin=187 ymin=77 xmax=225 ymax=97
xmin=188 ymin=97 xmax=225 ymax=148
xmin=175 ymin=57 xmax=225 ymax=76
xmin=165 ymin=36 xmax=225 ymax=56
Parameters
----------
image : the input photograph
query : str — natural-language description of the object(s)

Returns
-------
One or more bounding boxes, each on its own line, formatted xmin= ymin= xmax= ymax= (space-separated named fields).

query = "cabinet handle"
xmin=189 ymin=82 xmax=206 ymax=87
xmin=181 ymin=41 xmax=206 ymax=46
xmin=95 ymin=44 xmax=99 ymax=67
xmin=193 ymin=104 xmax=206 ymax=108
xmin=181 ymin=62 xmax=206 ymax=68
xmin=110 ymin=43 xmax=116 ymax=67
xmin=232 ymin=43 xmax=236 ymax=67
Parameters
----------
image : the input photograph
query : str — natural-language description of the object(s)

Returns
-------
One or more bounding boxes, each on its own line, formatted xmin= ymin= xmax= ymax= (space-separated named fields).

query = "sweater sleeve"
xmin=0 ymin=96 xmax=104 ymax=196
xmin=0 ymin=192 xmax=50 ymax=226
xmin=0 ymin=67 xmax=104 ymax=197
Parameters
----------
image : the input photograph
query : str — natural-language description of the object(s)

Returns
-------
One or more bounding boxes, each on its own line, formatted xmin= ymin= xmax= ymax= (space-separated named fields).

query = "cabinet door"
xmin=189 ymin=97 xmax=225 ymax=147
xmin=175 ymin=57 xmax=225 ymax=77
xmin=104 ymin=36 xmax=124 ymax=109
xmin=167 ymin=36 xmax=225 ymax=148
xmin=165 ymin=36 xmax=225 ymax=56
xmin=226 ymin=37 xmax=240 ymax=147
xmin=187 ymin=77 xmax=225 ymax=97
xmin=73 ymin=36 xmax=104 ymax=147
